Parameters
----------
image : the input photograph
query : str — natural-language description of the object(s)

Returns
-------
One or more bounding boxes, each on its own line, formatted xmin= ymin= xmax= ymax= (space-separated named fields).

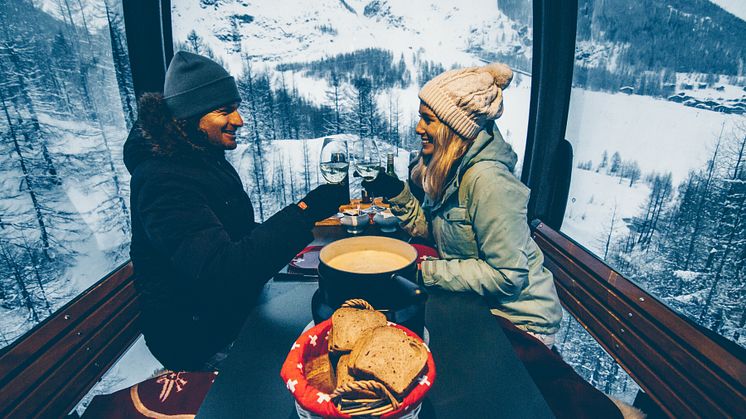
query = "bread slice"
xmin=329 ymin=307 xmax=387 ymax=352
xmin=305 ymin=354 xmax=336 ymax=394
xmin=335 ymin=354 xmax=354 ymax=387
xmin=349 ymin=326 xmax=428 ymax=396
xmin=346 ymin=328 xmax=375 ymax=369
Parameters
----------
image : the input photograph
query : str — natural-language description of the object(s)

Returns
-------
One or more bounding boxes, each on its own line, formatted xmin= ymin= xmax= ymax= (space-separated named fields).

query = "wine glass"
xmin=350 ymin=137 xmax=381 ymax=181
xmin=319 ymin=138 xmax=349 ymax=184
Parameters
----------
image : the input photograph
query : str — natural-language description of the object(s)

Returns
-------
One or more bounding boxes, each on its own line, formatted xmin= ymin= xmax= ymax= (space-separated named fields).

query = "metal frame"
xmin=123 ymin=0 xmax=173 ymax=97
xmin=521 ymin=0 xmax=578 ymax=229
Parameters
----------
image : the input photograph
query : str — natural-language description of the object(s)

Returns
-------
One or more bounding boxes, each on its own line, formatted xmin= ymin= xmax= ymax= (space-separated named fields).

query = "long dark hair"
xmin=137 ymin=92 xmax=210 ymax=156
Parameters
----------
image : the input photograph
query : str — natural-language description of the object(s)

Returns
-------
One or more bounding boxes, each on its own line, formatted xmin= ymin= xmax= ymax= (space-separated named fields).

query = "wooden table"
xmin=196 ymin=226 xmax=554 ymax=419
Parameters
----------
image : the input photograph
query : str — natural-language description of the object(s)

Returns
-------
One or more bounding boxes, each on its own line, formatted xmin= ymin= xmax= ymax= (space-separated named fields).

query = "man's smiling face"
xmin=198 ymin=102 xmax=243 ymax=150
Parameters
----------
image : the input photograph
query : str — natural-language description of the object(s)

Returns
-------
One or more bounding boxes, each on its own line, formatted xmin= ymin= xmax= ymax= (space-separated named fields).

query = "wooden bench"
xmin=0 ymin=262 xmax=141 ymax=418
xmin=531 ymin=220 xmax=746 ymax=418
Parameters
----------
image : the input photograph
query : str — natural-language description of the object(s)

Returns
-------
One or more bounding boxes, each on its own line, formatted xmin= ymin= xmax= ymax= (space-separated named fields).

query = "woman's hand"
xmin=361 ymin=168 xmax=405 ymax=199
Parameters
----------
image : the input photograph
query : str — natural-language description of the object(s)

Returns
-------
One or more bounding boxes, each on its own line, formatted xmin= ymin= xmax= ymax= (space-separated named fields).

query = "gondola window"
xmin=559 ymin=0 xmax=746 ymax=403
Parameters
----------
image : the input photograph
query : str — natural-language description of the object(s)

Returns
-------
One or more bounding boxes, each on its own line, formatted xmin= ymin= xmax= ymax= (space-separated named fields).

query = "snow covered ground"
xmin=563 ymin=88 xmax=746 ymax=252
xmin=73 ymin=337 xmax=163 ymax=415
xmin=709 ymin=0 xmax=746 ymax=20
xmin=566 ymin=88 xmax=744 ymax=185
xmin=563 ymin=168 xmax=650 ymax=256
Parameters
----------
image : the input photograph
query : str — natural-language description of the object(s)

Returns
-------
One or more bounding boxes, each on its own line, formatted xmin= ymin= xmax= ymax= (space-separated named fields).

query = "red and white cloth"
xmin=280 ymin=319 xmax=436 ymax=418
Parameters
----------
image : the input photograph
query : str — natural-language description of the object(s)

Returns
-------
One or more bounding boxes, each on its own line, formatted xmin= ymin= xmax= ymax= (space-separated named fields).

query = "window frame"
xmin=123 ymin=0 xmax=173 ymax=97
xmin=521 ymin=0 xmax=578 ymax=229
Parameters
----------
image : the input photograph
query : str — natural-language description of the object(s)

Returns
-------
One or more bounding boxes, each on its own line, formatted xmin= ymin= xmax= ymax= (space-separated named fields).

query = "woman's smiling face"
xmin=415 ymin=102 xmax=442 ymax=156
xmin=198 ymin=102 xmax=243 ymax=150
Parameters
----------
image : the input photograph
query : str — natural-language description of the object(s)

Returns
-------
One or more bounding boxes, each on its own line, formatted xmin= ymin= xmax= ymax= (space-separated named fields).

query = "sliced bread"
xmin=304 ymin=354 xmax=336 ymax=394
xmin=329 ymin=307 xmax=387 ymax=352
xmin=335 ymin=354 xmax=354 ymax=387
xmin=349 ymin=326 xmax=428 ymax=396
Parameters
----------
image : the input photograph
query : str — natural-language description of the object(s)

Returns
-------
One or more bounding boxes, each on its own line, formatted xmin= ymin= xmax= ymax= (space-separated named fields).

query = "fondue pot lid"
xmin=319 ymin=236 xmax=418 ymax=273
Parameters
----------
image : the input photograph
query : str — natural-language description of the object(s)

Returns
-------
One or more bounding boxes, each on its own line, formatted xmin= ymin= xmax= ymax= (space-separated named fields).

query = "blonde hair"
xmin=411 ymin=123 xmax=472 ymax=202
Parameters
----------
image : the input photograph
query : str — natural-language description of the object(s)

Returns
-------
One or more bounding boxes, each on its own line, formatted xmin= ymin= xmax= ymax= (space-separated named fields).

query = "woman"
xmin=363 ymin=63 xmax=562 ymax=345
xmin=124 ymin=51 xmax=348 ymax=370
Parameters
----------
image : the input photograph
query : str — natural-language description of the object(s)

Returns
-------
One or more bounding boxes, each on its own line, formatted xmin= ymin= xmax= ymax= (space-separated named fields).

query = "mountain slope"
xmin=172 ymin=0 xmax=528 ymax=74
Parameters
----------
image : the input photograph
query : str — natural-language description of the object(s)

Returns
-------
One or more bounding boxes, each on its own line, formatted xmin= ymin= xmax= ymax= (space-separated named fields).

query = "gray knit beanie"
xmin=418 ymin=63 xmax=513 ymax=141
xmin=163 ymin=51 xmax=241 ymax=119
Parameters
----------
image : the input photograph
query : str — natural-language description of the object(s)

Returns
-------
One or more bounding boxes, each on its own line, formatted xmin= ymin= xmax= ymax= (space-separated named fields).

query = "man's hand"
xmin=298 ymin=182 xmax=349 ymax=224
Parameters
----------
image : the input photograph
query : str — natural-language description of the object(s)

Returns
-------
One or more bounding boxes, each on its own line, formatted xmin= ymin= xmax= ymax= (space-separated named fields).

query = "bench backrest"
xmin=0 ymin=262 xmax=141 ymax=418
xmin=531 ymin=221 xmax=746 ymax=418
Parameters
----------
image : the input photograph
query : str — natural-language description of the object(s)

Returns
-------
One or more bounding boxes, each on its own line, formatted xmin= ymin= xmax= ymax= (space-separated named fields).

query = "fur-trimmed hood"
xmin=123 ymin=93 xmax=211 ymax=175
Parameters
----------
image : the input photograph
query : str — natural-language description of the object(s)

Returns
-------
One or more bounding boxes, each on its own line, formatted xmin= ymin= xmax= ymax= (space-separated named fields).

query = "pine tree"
xmin=235 ymin=59 xmax=269 ymax=220
xmin=609 ymin=151 xmax=622 ymax=174
xmin=104 ymin=0 xmax=135 ymax=130
xmin=635 ymin=172 xmax=672 ymax=249
xmin=324 ymin=71 xmax=344 ymax=135
xmin=700 ymin=130 xmax=746 ymax=321
xmin=597 ymin=150 xmax=608 ymax=172
xmin=683 ymin=133 xmax=722 ymax=270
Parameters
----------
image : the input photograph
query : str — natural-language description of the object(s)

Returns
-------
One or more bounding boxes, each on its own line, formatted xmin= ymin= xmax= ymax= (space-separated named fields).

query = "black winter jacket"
xmin=123 ymin=107 xmax=313 ymax=371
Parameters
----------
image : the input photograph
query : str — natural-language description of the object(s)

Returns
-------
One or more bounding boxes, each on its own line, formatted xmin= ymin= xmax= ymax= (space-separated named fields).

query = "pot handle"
xmin=390 ymin=273 xmax=428 ymax=304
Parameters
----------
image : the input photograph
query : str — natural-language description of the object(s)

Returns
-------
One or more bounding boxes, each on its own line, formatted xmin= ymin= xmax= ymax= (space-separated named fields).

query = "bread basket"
xmin=280 ymin=318 xmax=435 ymax=418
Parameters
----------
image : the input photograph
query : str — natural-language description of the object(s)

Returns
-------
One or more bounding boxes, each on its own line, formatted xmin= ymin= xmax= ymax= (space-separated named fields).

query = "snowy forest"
xmin=554 ymin=0 xmax=746 ymax=399
xmin=0 ymin=0 xmax=135 ymax=347
xmin=1 ymin=0 xmax=744 ymax=411
xmin=559 ymin=121 xmax=746 ymax=398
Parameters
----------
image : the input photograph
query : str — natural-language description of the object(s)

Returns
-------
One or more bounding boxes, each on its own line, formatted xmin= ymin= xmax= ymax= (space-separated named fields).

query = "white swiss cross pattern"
xmin=291 ymin=342 xmax=300 ymax=350
xmin=286 ymin=379 xmax=298 ymax=393
xmin=316 ymin=392 xmax=331 ymax=403
xmin=309 ymin=335 xmax=318 ymax=346
xmin=296 ymin=363 xmax=303 ymax=370
xmin=325 ymin=330 xmax=330 ymax=340
xmin=418 ymin=375 xmax=431 ymax=386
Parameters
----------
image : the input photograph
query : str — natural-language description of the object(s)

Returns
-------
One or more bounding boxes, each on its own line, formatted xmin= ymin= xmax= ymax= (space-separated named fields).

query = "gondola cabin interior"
xmin=0 ymin=0 xmax=744 ymax=418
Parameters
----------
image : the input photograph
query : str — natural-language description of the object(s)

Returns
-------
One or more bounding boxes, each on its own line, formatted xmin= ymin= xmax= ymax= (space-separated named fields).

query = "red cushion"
xmin=81 ymin=371 xmax=217 ymax=418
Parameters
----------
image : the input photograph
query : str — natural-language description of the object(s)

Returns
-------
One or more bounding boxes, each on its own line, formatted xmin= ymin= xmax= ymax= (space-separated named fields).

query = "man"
xmin=123 ymin=51 xmax=347 ymax=370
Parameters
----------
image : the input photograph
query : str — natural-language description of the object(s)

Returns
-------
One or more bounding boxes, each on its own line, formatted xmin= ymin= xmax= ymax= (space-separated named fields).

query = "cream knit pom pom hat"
xmin=418 ymin=63 xmax=513 ymax=141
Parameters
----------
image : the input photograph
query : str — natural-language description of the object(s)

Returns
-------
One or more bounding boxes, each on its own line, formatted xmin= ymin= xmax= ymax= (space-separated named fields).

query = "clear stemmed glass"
xmin=319 ymin=138 xmax=349 ymax=184
xmin=350 ymin=137 xmax=381 ymax=181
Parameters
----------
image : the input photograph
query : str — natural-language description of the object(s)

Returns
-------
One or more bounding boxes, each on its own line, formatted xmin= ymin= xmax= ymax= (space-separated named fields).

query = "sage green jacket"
xmin=389 ymin=129 xmax=562 ymax=334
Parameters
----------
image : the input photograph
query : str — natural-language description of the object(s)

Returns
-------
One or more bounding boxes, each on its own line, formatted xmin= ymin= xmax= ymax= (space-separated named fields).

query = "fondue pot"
xmin=314 ymin=236 xmax=427 ymax=335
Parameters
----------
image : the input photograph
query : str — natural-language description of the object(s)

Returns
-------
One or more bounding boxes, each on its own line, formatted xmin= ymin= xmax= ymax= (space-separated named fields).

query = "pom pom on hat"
xmin=418 ymin=62 xmax=513 ymax=141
